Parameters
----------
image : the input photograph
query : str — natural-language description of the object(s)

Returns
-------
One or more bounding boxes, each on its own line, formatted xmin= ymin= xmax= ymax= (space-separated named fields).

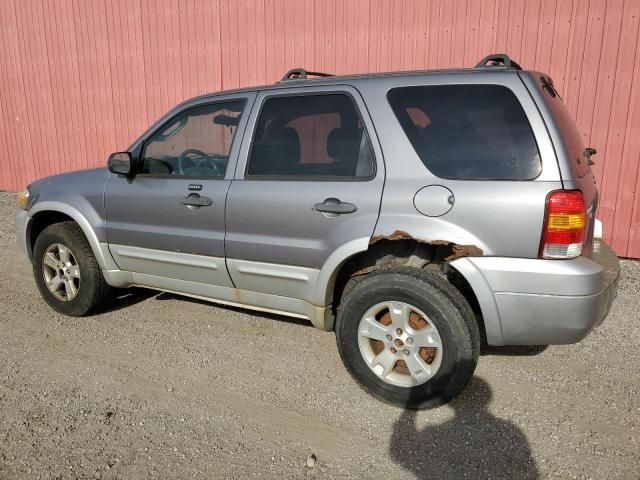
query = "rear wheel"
xmin=33 ymin=221 xmax=112 ymax=316
xmin=335 ymin=267 xmax=480 ymax=408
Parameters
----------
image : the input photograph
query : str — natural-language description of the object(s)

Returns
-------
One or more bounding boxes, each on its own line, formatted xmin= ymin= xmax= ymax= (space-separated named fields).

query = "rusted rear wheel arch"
xmin=331 ymin=234 xmax=485 ymax=342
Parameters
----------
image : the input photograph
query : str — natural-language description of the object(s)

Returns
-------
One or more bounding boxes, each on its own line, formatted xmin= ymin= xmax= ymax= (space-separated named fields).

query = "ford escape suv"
xmin=15 ymin=54 xmax=620 ymax=408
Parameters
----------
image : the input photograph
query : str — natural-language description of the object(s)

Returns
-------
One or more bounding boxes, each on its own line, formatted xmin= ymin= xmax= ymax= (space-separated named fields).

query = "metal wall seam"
xmin=0 ymin=0 xmax=637 ymax=256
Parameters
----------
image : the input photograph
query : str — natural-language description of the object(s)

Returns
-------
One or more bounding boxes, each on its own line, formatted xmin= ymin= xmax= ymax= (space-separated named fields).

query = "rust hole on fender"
xmin=369 ymin=229 xmax=483 ymax=261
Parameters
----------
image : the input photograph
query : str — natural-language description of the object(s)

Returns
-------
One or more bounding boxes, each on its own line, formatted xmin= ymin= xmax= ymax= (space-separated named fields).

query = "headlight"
xmin=17 ymin=189 xmax=30 ymax=210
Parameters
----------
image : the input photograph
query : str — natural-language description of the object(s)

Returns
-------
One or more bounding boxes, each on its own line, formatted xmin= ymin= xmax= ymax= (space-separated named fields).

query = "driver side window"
xmin=140 ymin=100 xmax=245 ymax=177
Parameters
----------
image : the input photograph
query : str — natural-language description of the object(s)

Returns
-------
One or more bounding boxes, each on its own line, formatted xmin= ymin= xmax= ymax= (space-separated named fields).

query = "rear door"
xmin=224 ymin=85 xmax=385 ymax=303
xmin=105 ymin=93 xmax=255 ymax=287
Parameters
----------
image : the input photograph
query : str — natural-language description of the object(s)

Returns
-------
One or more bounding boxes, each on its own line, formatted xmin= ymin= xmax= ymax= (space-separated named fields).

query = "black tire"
xmin=335 ymin=267 xmax=480 ymax=409
xmin=33 ymin=221 xmax=113 ymax=316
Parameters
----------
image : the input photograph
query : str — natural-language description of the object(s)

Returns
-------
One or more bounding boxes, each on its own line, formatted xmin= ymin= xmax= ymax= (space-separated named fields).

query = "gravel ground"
xmin=0 ymin=190 xmax=638 ymax=479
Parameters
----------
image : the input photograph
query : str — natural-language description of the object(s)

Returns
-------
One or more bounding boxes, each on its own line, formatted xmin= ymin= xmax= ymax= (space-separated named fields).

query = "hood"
xmin=29 ymin=167 xmax=111 ymax=192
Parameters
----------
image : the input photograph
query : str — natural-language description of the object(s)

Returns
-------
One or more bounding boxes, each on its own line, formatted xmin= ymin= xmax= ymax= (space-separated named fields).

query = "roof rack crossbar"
xmin=281 ymin=68 xmax=334 ymax=81
xmin=475 ymin=54 xmax=522 ymax=70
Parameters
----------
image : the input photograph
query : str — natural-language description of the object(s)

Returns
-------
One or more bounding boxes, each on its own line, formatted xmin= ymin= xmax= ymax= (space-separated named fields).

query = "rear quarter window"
xmin=387 ymin=84 xmax=541 ymax=180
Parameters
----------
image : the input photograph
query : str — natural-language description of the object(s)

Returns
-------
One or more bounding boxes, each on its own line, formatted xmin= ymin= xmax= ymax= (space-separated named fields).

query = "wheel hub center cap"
xmin=394 ymin=338 xmax=404 ymax=348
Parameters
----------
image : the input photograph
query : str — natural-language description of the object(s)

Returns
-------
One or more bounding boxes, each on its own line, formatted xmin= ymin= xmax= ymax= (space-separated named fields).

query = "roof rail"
xmin=280 ymin=68 xmax=334 ymax=81
xmin=475 ymin=54 xmax=522 ymax=70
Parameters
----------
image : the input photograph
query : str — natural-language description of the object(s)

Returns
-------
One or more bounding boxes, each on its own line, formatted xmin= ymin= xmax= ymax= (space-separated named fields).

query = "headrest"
xmin=270 ymin=127 xmax=300 ymax=150
xmin=327 ymin=127 xmax=360 ymax=161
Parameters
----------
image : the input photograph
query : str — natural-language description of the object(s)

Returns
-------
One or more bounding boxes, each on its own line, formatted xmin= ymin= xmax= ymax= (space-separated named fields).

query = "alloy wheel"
xmin=41 ymin=243 xmax=81 ymax=301
xmin=357 ymin=301 xmax=443 ymax=387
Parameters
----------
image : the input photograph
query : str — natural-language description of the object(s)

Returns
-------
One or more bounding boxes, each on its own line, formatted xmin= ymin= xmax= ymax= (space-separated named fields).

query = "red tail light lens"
xmin=540 ymin=190 xmax=586 ymax=259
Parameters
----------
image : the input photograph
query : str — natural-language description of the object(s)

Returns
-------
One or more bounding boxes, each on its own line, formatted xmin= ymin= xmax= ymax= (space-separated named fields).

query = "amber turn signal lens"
xmin=540 ymin=190 xmax=587 ymax=259
xmin=17 ymin=189 xmax=29 ymax=210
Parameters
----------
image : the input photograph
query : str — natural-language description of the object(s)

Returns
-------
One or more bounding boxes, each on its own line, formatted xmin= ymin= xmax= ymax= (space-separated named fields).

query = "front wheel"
xmin=335 ymin=267 xmax=480 ymax=409
xmin=33 ymin=221 xmax=113 ymax=316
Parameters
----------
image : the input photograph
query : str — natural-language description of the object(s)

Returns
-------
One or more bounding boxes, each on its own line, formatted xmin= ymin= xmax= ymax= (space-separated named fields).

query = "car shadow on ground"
xmin=99 ymin=287 xmax=158 ymax=314
xmin=481 ymin=344 xmax=548 ymax=356
xmin=389 ymin=376 xmax=539 ymax=480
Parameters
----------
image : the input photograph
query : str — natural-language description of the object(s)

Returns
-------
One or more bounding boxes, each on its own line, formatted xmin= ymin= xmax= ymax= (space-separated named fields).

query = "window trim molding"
xmin=243 ymin=90 xmax=377 ymax=182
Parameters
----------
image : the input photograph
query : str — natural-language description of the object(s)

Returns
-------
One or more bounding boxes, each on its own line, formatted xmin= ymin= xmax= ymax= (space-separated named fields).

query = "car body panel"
xmin=354 ymin=72 xmax=561 ymax=259
xmin=224 ymin=85 xmax=386 ymax=298
xmin=226 ymin=258 xmax=320 ymax=303
xmin=109 ymin=245 xmax=227 ymax=286
xmin=518 ymin=71 xmax=598 ymax=256
xmin=450 ymin=240 xmax=619 ymax=345
xmin=22 ymin=168 xmax=118 ymax=270
xmin=16 ymin=66 xmax=620 ymax=345
xmin=103 ymin=92 xmax=256 ymax=287
xmin=15 ymin=209 xmax=30 ymax=256
xmin=127 ymin=272 xmax=331 ymax=330
xmin=104 ymin=175 xmax=234 ymax=287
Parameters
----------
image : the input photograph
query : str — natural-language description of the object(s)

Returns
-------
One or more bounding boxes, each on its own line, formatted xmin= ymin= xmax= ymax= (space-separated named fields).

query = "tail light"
xmin=540 ymin=190 xmax=586 ymax=259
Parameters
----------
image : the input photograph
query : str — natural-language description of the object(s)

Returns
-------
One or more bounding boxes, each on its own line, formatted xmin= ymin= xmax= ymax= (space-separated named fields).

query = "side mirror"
xmin=107 ymin=152 xmax=132 ymax=175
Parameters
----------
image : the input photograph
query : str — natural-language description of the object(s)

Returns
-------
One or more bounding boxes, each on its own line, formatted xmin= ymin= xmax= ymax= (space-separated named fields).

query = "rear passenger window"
xmin=387 ymin=85 xmax=541 ymax=180
xmin=246 ymin=94 xmax=375 ymax=179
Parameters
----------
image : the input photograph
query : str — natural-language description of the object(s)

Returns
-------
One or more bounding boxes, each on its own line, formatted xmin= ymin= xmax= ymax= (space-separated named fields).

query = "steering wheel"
xmin=177 ymin=149 xmax=223 ymax=176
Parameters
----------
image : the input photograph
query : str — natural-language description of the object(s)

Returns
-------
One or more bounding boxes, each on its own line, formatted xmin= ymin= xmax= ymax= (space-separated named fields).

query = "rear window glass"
xmin=387 ymin=85 xmax=541 ymax=180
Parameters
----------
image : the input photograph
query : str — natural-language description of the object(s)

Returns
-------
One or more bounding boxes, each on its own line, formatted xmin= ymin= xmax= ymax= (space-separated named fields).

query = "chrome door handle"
xmin=181 ymin=193 xmax=212 ymax=208
xmin=313 ymin=198 xmax=357 ymax=215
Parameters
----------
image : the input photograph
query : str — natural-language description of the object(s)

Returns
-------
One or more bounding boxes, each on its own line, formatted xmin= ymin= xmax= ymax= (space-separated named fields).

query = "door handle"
xmin=313 ymin=198 xmax=357 ymax=215
xmin=181 ymin=193 xmax=213 ymax=208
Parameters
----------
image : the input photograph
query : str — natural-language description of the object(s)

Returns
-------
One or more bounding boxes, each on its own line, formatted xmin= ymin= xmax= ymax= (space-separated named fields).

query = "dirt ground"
xmin=0 ymin=190 xmax=638 ymax=479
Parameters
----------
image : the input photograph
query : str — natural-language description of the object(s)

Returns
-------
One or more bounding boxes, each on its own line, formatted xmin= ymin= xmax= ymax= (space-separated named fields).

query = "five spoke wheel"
xmin=357 ymin=301 xmax=443 ymax=387
xmin=41 ymin=243 xmax=81 ymax=301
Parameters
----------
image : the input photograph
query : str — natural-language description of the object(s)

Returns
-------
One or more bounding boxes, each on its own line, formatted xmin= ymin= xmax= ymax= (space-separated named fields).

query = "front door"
xmin=105 ymin=94 xmax=254 ymax=287
xmin=224 ymin=87 xmax=385 ymax=304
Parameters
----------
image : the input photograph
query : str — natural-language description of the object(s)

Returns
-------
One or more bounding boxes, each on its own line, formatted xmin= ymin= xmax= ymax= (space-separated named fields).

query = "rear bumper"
xmin=450 ymin=240 xmax=620 ymax=346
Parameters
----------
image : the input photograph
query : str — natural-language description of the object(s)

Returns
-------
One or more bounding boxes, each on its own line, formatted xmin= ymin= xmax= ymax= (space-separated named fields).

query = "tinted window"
xmin=387 ymin=85 xmax=541 ymax=180
xmin=141 ymin=101 xmax=244 ymax=177
xmin=247 ymin=94 xmax=374 ymax=178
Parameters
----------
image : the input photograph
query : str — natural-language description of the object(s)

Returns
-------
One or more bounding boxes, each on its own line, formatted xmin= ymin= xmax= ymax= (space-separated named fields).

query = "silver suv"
xmin=15 ymin=55 xmax=620 ymax=408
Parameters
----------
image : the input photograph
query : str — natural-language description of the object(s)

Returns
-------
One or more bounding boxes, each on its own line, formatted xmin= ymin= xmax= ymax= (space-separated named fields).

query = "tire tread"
xmin=335 ymin=267 xmax=480 ymax=409
xmin=33 ymin=221 xmax=112 ymax=316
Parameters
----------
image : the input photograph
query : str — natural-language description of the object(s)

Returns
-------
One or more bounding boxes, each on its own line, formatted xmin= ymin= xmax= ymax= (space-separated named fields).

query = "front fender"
xmin=28 ymin=200 xmax=118 ymax=270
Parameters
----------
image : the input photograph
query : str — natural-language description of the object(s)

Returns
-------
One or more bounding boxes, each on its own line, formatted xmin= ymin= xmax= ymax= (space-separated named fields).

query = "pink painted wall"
xmin=0 ymin=0 xmax=638 ymax=257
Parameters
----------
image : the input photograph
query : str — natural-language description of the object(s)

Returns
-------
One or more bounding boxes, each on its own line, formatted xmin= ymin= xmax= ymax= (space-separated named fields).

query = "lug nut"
xmin=386 ymin=334 xmax=393 ymax=341
xmin=390 ymin=347 xmax=397 ymax=354
xmin=406 ymin=337 xmax=414 ymax=345
xmin=395 ymin=328 xmax=403 ymax=336
xmin=403 ymin=349 xmax=410 ymax=355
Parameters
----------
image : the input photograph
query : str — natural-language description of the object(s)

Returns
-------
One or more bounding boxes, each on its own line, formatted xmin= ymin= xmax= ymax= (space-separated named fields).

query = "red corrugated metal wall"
xmin=0 ymin=0 xmax=639 ymax=257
